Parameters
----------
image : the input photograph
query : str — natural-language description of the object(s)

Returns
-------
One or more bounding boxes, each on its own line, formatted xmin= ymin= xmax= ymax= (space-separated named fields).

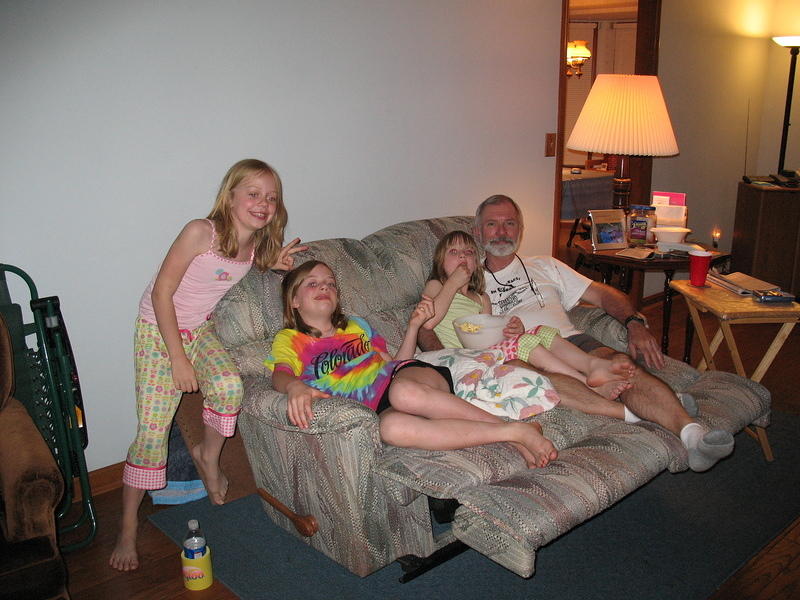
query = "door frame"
xmin=551 ymin=0 xmax=663 ymax=256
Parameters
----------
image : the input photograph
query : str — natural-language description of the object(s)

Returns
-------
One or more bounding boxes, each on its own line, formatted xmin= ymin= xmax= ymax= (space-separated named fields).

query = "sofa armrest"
xmin=567 ymin=305 xmax=703 ymax=390
xmin=0 ymin=398 xmax=64 ymax=542
xmin=568 ymin=305 xmax=628 ymax=351
xmin=237 ymin=375 xmax=435 ymax=576
xmin=229 ymin=339 xmax=272 ymax=379
xmin=241 ymin=375 xmax=381 ymax=435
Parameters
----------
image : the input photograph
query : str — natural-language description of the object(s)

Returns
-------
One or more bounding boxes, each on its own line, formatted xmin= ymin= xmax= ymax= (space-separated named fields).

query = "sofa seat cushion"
xmin=377 ymin=442 xmax=529 ymax=503
xmin=450 ymin=419 xmax=683 ymax=578
xmin=375 ymin=406 xmax=664 ymax=502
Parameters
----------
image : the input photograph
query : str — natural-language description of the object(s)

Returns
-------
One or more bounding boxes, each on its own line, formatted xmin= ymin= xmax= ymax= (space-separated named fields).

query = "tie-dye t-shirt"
xmin=264 ymin=316 xmax=400 ymax=411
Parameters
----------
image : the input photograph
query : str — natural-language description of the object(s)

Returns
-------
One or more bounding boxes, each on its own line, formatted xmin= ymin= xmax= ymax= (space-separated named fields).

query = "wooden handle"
xmin=257 ymin=487 xmax=319 ymax=537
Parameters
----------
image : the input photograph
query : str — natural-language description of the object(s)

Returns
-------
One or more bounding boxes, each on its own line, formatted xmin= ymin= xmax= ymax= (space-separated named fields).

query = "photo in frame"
xmin=588 ymin=209 xmax=627 ymax=250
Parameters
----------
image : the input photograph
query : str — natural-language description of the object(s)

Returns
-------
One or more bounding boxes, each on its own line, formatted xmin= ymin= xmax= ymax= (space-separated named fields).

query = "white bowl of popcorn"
xmin=452 ymin=313 xmax=509 ymax=349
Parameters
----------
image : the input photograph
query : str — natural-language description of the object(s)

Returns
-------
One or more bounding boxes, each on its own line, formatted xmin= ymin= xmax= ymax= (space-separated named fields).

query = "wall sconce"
xmin=772 ymin=36 xmax=800 ymax=177
xmin=566 ymin=40 xmax=591 ymax=78
xmin=566 ymin=74 xmax=679 ymax=210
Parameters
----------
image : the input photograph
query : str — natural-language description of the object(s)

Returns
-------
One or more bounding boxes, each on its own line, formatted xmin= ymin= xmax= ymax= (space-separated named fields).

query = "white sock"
xmin=680 ymin=422 xmax=704 ymax=449
xmin=623 ymin=406 xmax=641 ymax=423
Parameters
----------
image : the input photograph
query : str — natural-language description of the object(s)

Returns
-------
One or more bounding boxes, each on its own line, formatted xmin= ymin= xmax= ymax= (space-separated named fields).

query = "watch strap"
xmin=624 ymin=313 xmax=647 ymax=328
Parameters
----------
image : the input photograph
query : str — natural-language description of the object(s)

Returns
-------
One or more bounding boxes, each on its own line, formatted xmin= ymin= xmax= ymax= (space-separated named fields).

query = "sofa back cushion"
xmin=213 ymin=216 xmax=474 ymax=374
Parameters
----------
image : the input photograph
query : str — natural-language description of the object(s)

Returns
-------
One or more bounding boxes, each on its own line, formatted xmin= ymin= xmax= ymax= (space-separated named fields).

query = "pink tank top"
xmin=138 ymin=220 xmax=254 ymax=330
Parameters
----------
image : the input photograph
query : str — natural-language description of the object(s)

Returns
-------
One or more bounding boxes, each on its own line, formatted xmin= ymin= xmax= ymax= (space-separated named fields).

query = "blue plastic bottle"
xmin=182 ymin=519 xmax=206 ymax=559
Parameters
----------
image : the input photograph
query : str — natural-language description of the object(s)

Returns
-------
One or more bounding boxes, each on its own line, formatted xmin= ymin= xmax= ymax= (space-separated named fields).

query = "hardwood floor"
xmin=63 ymin=487 xmax=237 ymax=599
xmin=62 ymin=297 xmax=800 ymax=599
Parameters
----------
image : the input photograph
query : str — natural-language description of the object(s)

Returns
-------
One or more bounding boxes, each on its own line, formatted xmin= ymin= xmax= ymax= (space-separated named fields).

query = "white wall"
xmin=656 ymin=0 xmax=800 ymax=250
xmin=656 ymin=0 xmax=772 ymax=254
xmin=641 ymin=0 xmax=797 ymax=295
xmin=0 ymin=1 xmax=562 ymax=471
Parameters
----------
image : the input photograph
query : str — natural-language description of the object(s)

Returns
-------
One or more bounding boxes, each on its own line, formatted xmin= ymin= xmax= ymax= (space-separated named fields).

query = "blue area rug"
xmin=150 ymin=411 xmax=800 ymax=599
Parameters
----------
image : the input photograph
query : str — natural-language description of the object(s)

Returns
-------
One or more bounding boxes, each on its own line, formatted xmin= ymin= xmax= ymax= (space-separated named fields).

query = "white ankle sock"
xmin=680 ymin=422 xmax=704 ymax=449
xmin=623 ymin=406 xmax=641 ymax=423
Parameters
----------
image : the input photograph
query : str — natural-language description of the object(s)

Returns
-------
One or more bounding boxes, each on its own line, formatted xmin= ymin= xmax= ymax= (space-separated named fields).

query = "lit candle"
xmin=711 ymin=228 xmax=721 ymax=248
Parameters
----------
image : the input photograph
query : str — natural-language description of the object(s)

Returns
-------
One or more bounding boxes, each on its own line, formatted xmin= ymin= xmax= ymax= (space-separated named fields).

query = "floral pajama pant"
xmin=123 ymin=318 xmax=242 ymax=490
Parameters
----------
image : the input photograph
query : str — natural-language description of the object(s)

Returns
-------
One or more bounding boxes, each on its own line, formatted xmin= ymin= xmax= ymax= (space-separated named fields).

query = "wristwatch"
xmin=623 ymin=312 xmax=648 ymax=329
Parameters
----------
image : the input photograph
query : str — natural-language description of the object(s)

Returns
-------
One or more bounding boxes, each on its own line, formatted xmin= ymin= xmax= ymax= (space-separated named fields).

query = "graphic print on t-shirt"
xmin=486 ymin=274 xmax=529 ymax=314
xmin=308 ymin=333 xmax=372 ymax=379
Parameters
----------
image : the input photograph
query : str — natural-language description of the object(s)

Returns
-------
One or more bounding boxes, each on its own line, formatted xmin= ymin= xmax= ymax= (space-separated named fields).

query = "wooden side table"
xmin=573 ymin=239 xmax=730 ymax=355
xmin=669 ymin=279 xmax=800 ymax=462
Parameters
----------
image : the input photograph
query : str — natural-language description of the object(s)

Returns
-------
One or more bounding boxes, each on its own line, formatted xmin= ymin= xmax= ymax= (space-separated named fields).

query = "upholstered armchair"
xmin=0 ymin=314 xmax=69 ymax=600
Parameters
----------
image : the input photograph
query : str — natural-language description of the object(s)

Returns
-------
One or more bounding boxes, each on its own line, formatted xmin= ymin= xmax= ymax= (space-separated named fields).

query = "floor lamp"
xmin=566 ymin=74 xmax=679 ymax=210
xmin=773 ymin=36 xmax=800 ymax=177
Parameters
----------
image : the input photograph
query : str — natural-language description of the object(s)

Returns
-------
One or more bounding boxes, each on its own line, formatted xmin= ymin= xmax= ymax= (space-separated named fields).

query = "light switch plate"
xmin=545 ymin=133 xmax=556 ymax=157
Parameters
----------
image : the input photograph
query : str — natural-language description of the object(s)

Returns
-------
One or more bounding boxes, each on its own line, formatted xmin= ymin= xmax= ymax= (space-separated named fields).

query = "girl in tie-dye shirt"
xmin=264 ymin=260 xmax=557 ymax=468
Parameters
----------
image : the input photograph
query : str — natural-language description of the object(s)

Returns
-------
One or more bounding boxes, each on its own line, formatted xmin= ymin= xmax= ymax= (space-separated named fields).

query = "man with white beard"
xmin=475 ymin=194 xmax=736 ymax=472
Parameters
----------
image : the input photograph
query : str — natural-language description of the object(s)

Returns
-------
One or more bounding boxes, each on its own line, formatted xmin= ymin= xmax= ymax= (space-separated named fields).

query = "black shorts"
xmin=375 ymin=360 xmax=455 ymax=414
xmin=565 ymin=333 xmax=607 ymax=353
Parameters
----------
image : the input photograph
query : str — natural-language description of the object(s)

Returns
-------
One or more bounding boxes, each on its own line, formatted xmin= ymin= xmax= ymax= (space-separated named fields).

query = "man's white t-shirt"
xmin=484 ymin=255 xmax=593 ymax=338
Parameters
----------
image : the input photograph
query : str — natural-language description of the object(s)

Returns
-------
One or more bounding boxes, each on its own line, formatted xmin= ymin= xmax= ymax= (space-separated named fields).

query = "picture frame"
xmin=588 ymin=209 xmax=627 ymax=250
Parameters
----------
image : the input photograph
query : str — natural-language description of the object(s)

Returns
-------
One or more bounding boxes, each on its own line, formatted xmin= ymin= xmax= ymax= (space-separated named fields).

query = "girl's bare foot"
xmin=585 ymin=354 xmax=635 ymax=388
xmin=591 ymin=379 xmax=633 ymax=400
xmin=191 ymin=443 xmax=228 ymax=505
xmin=109 ymin=525 xmax=139 ymax=571
xmin=512 ymin=421 xmax=558 ymax=468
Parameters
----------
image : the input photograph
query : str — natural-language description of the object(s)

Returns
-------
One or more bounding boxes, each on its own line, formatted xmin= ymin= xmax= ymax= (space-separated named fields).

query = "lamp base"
xmin=612 ymin=178 xmax=631 ymax=210
xmin=612 ymin=155 xmax=631 ymax=211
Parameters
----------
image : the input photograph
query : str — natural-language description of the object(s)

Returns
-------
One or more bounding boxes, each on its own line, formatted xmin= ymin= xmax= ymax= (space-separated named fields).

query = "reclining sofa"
xmin=211 ymin=216 xmax=770 ymax=578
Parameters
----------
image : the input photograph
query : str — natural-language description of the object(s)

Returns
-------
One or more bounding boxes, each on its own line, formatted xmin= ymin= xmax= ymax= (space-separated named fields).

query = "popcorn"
xmin=457 ymin=321 xmax=482 ymax=333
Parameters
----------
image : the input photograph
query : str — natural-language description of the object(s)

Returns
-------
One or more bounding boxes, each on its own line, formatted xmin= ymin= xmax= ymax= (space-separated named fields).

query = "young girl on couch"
xmin=422 ymin=231 xmax=635 ymax=401
xmin=264 ymin=260 xmax=557 ymax=469
xmin=110 ymin=159 xmax=305 ymax=572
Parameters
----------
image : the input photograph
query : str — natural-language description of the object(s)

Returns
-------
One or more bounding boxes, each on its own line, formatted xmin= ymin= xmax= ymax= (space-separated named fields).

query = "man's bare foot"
xmin=585 ymin=354 xmax=635 ymax=388
xmin=591 ymin=379 xmax=633 ymax=400
xmin=512 ymin=421 xmax=558 ymax=468
xmin=109 ymin=528 xmax=139 ymax=571
xmin=191 ymin=443 xmax=228 ymax=505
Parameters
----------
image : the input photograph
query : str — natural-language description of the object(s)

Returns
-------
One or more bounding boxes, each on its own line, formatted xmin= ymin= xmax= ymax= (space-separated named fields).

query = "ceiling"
xmin=569 ymin=0 xmax=638 ymax=21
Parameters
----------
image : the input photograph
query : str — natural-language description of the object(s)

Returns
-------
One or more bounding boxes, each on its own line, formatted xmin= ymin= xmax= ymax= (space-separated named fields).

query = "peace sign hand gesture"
xmin=272 ymin=238 xmax=309 ymax=271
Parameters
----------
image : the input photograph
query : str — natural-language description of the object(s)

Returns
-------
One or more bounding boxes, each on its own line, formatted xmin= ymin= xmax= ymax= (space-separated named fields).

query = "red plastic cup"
xmin=689 ymin=250 xmax=712 ymax=286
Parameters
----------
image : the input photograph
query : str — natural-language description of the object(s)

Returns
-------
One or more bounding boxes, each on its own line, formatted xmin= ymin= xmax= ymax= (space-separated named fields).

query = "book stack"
xmin=706 ymin=271 xmax=778 ymax=295
xmin=707 ymin=271 xmax=796 ymax=302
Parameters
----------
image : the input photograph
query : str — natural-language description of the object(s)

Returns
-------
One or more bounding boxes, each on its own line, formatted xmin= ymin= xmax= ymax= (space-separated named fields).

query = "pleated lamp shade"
xmin=567 ymin=74 xmax=679 ymax=157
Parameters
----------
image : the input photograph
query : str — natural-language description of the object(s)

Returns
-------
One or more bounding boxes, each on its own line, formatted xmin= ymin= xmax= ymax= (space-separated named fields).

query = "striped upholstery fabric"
xmin=212 ymin=216 xmax=771 ymax=578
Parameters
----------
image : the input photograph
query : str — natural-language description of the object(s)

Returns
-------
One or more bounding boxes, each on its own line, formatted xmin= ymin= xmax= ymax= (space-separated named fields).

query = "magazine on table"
xmin=707 ymin=270 xmax=779 ymax=295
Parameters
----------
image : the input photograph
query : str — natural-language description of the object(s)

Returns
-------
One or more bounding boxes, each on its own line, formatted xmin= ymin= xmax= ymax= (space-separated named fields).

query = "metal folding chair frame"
xmin=0 ymin=264 xmax=96 ymax=551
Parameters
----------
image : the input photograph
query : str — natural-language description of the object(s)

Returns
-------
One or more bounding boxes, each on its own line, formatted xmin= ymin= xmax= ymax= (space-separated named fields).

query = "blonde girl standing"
xmin=110 ymin=159 xmax=305 ymax=571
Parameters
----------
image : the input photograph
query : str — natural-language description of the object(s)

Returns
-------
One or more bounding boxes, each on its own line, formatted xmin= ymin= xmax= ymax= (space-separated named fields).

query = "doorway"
xmin=553 ymin=0 xmax=662 ymax=263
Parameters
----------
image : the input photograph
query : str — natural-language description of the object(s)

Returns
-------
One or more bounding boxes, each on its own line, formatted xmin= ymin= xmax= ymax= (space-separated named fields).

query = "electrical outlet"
xmin=545 ymin=133 xmax=556 ymax=157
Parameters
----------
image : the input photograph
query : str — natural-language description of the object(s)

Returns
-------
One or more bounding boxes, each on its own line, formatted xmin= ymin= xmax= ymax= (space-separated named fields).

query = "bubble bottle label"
xmin=629 ymin=217 xmax=648 ymax=244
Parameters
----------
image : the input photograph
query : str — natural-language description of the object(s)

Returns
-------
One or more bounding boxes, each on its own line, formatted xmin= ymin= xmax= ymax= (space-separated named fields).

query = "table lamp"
xmin=566 ymin=74 xmax=679 ymax=210
xmin=772 ymin=36 xmax=800 ymax=177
